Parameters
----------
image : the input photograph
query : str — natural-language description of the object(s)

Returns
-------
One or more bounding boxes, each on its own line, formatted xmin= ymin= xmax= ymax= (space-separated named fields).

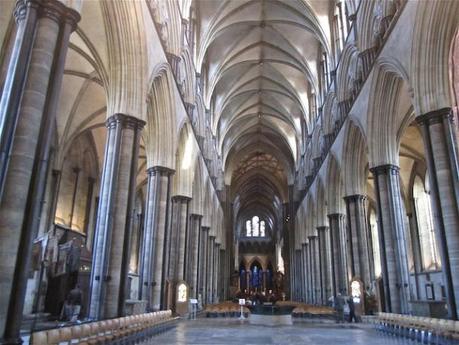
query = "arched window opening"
xmin=413 ymin=175 xmax=440 ymax=271
xmin=369 ymin=208 xmax=382 ymax=278
xmin=245 ymin=216 xmax=266 ymax=237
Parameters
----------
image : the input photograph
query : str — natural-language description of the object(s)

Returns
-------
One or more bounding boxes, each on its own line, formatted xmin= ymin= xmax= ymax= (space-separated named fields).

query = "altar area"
xmin=247 ymin=304 xmax=295 ymax=326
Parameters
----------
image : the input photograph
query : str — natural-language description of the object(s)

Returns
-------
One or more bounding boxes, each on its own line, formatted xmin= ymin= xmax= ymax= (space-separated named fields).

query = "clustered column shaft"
xmin=89 ymin=114 xmax=145 ymax=319
xmin=0 ymin=1 xmax=80 ymax=343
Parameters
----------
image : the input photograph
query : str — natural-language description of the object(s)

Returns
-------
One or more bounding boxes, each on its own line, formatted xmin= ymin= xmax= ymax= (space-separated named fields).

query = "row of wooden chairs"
xmin=375 ymin=312 xmax=459 ymax=345
xmin=204 ymin=302 xmax=250 ymax=317
xmin=31 ymin=310 xmax=178 ymax=345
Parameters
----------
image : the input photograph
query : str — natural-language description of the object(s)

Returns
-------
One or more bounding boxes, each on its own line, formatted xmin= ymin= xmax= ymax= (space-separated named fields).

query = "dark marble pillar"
xmin=214 ymin=242 xmax=220 ymax=302
xmin=306 ymin=243 xmax=313 ymax=303
xmin=417 ymin=108 xmax=459 ymax=319
xmin=301 ymin=244 xmax=307 ymax=301
xmin=168 ymin=195 xmax=191 ymax=282
xmin=318 ymin=226 xmax=331 ymax=303
xmin=89 ymin=114 xmax=145 ymax=319
xmin=139 ymin=166 xmax=173 ymax=311
xmin=344 ymin=195 xmax=372 ymax=290
xmin=68 ymin=167 xmax=80 ymax=227
xmin=147 ymin=167 xmax=174 ymax=311
xmin=308 ymin=236 xmax=319 ymax=304
xmin=328 ymin=213 xmax=347 ymax=296
xmin=0 ymin=1 xmax=79 ymax=342
xmin=294 ymin=249 xmax=301 ymax=300
xmin=45 ymin=169 xmax=62 ymax=231
xmin=208 ymin=235 xmax=215 ymax=303
xmin=371 ymin=164 xmax=410 ymax=314
xmin=0 ymin=0 xmax=39 ymax=200
xmin=83 ymin=177 xmax=95 ymax=236
xmin=189 ymin=214 xmax=202 ymax=298
xmin=200 ymin=226 xmax=209 ymax=303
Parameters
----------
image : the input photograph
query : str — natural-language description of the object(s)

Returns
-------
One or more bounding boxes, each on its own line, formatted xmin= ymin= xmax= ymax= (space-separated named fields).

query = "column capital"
xmin=416 ymin=107 xmax=452 ymax=127
xmin=146 ymin=165 xmax=175 ymax=176
xmin=15 ymin=0 xmax=81 ymax=29
xmin=308 ymin=235 xmax=317 ymax=241
xmin=37 ymin=0 xmax=81 ymax=28
xmin=343 ymin=194 xmax=367 ymax=203
xmin=190 ymin=213 xmax=203 ymax=219
xmin=209 ymin=235 xmax=216 ymax=240
xmin=317 ymin=226 xmax=329 ymax=232
xmin=202 ymin=226 xmax=210 ymax=232
xmin=171 ymin=195 xmax=191 ymax=203
xmin=301 ymin=243 xmax=306 ymax=248
xmin=14 ymin=0 xmax=38 ymax=23
xmin=370 ymin=164 xmax=400 ymax=176
xmin=327 ymin=213 xmax=345 ymax=220
xmin=106 ymin=113 xmax=146 ymax=130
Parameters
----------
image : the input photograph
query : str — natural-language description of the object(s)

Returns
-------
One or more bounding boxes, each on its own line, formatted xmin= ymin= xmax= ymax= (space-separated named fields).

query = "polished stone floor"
xmin=143 ymin=318 xmax=414 ymax=345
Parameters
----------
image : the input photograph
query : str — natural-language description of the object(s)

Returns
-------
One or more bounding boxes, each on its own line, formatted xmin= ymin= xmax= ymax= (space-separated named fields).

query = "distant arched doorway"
xmin=250 ymin=260 xmax=263 ymax=291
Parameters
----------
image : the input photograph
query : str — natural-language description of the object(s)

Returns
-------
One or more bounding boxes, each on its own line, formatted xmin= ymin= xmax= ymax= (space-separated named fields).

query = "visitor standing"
xmin=348 ymin=297 xmax=358 ymax=323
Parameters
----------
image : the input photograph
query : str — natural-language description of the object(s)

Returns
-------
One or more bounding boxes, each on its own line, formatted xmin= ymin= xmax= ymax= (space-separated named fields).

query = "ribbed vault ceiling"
xmin=197 ymin=0 xmax=330 ymax=240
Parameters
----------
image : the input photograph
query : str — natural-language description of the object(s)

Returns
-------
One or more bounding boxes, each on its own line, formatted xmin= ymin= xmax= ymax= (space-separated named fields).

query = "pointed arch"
xmin=172 ymin=121 xmax=198 ymax=197
xmin=411 ymin=0 xmax=459 ymax=115
xmin=342 ymin=120 xmax=368 ymax=196
xmin=325 ymin=153 xmax=344 ymax=214
xmin=145 ymin=63 xmax=177 ymax=169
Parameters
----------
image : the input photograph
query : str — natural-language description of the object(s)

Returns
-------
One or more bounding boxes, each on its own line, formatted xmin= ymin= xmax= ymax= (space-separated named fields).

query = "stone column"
xmin=68 ymin=167 xmax=80 ymax=227
xmin=89 ymin=114 xmax=145 ymax=319
xmin=417 ymin=108 xmax=459 ymax=319
xmin=45 ymin=169 xmax=62 ymax=231
xmin=145 ymin=166 xmax=174 ymax=311
xmin=208 ymin=236 xmax=215 ymax=303
xmin=189 ymin=214 xmax=202 ymax=298
xmin=168 ymin=196 xmax=191 ymax=282
xmin=0 ymin=0 xmax=39 ymax=199
xmin=200 ymin=227 xmax=209 ymax=303
xmin=140 ymin=167 xmax=172 ymax=310
xmin=83 ymin=177 xmax=95 ymax=236
xmin=317 ymin=226 xmax=331 ymax=303
xmin=301 ymin=244 xmax=307 ymax=301
xmin=214 ymin=243 xmax=220 ymax=302
xmin=177 ymin=197 xmax=191 ymax=281
xmin=371 ymin=164 xmax=410 ymax=314
xmin=296 ymin=248 xmax=301 ymax=300
xmin=296 ymin=249 xmax=302 ymax=300
xmin=308 ymin=236 xmax=318 ymax=304
xmin=344 ymin=195 xmax=372 ymax=290
xmin=0 ymin=1 xmax=79 ymax=342
xmin=314 ymin=236 xmax=321 ymax=304
xmin=306 ymin=243 xmax=313 ymax=303
xmin=328 ymin=213 xmax=347 ymax=296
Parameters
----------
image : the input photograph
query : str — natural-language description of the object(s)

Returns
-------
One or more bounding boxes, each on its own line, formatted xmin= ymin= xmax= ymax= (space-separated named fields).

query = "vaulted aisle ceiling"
xmin=196 ymin=0 xmax=331 ymax=238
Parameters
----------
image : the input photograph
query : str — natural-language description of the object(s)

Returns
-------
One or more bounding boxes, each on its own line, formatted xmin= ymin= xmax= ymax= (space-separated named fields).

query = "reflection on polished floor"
xmin=142 ymin=318 xmax=412 ymax=345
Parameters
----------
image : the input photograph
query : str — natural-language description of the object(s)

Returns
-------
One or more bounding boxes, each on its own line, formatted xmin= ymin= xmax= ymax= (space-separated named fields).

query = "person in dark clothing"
xmin=348 ymin=297 xmax=358 ymax=323
xmin=61 ymin=284 xmax=83 ymax=322
xmin=334 ymin=293 xmax=345 ymax=323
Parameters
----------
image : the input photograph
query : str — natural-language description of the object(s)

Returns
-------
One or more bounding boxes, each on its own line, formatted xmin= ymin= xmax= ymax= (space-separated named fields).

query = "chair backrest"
xmin=46 ymin=329 xmax=61 ymax=345
xmin=99 ymin=321 xmax=108 ymax=334
xmin=59 ymin=327 xmax=73 ymax=343
xmin=90 ymin=322 xmax=100 ymax=337
xmin=81 ymin=324 xmax=92 ymax=338
xmin=71 ymin=325 xmax=83 ymax=341
xmin=31 ymin=331 xmax=47 ymax=345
